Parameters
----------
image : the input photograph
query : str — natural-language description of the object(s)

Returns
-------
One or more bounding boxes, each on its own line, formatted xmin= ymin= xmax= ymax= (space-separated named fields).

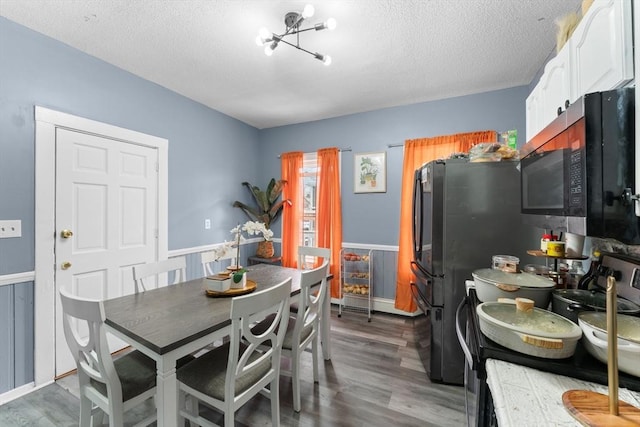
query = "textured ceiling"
xmin=0 ymin=0 xmax=582 ymax=129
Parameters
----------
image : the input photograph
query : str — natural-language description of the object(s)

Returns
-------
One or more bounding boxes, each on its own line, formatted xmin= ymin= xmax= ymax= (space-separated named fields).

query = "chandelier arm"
xmin=284 ymin=26 xmax=316 ymax=36
xmin=277 ymin=38 xmax=318 ymax=57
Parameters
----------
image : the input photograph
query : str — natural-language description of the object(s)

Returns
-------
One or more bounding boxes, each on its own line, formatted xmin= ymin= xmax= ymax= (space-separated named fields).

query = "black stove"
xmin=457 ymin=252 xmax=640 ymax=426
xmin=464 ymin=287 xmax=640 ymax=392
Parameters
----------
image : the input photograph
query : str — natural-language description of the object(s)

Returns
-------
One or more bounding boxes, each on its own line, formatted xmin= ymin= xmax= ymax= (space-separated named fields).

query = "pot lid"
xmin=553 ymin=289 xmax=640 ymax=313
xmin=473 ymin=268 xmax=555 ymax=289
xmin=578 ymin=312 xmax=640 ymax=344
xmin=477 ymin=302 xmax=582 ymax=339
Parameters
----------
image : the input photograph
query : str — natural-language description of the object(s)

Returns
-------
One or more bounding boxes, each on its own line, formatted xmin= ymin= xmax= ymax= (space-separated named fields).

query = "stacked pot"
xmin=472 ymin=265 xmax=583 ymax=359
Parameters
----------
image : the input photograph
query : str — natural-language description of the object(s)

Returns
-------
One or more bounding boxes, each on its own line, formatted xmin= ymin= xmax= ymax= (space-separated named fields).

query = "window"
xmin=301 ymin=152 xmax=317 ymax=249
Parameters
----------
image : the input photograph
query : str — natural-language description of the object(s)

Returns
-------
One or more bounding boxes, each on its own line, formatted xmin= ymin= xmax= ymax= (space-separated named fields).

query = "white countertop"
xmin=486 ymin=359 xmax=640 ymax=426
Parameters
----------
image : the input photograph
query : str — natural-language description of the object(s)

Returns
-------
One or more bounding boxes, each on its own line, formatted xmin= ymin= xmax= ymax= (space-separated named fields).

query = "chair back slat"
xmin=298 ymin=246 xmax=331 ymax=270
xmin=133 ymin=256 xmax=187 ymax=292
xmin=200 ymin=246 xmax=236 ymax=277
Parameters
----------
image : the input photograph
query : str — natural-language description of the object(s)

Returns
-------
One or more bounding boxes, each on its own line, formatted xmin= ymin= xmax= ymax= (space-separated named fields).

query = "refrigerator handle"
xmin=411 ymin=260 xmax=438 ymax=281
xmin=412 ymin=171 xmax=422 ymax=259
xmin=455 ymin=297 xmax=474 ymax=368
xmin=410 ymin=281 xmax=432 ymax=314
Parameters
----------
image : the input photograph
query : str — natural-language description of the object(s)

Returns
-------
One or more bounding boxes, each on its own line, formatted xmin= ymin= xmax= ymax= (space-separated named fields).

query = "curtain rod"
xmin=277 ymin=147 xmax=352 ymax=159
xmin=387 ymin=143 xmax=404 ymax=148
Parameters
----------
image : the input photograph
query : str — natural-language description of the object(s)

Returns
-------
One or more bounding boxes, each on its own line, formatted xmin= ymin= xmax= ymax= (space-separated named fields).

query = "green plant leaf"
xmin=233 ymin=179 xmax=291 ymax=229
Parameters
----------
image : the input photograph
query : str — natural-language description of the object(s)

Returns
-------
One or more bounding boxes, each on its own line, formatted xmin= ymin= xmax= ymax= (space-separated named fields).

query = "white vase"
xmin=230 ymin=271 xmax=247 ymax=289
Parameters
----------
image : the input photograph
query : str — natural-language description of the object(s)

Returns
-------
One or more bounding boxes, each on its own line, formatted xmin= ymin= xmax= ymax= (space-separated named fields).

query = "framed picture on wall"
xmin=354 ymin=151 xmax=386 ymax=193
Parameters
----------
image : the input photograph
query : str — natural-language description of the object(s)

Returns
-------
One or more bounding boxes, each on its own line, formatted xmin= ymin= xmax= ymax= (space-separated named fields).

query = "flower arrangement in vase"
xmin=226 ymin=221 xmax=273 ymax=288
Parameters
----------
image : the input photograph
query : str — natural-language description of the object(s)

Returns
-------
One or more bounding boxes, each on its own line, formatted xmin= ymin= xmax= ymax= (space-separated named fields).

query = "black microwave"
xmin=520 ymin=88 xmax=639 ymax=244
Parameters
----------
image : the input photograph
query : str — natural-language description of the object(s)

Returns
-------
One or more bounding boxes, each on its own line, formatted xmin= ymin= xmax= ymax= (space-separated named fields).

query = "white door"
xmin=54 ymin=128 xmax=159 ymax=376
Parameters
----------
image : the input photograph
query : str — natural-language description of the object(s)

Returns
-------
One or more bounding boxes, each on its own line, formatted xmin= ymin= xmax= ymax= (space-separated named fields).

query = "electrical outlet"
xmin=0 ymin=220 xmax=22 ymax=238
xmin=204 ymin=219 xmax=211 ymax=229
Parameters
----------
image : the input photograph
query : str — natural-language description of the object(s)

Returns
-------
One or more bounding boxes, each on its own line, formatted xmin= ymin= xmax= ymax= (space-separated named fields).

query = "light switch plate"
xmin=0 ymin=220 xmax=22 ymax=238
xmin=204 ymin=219 xmax=211 ymax=229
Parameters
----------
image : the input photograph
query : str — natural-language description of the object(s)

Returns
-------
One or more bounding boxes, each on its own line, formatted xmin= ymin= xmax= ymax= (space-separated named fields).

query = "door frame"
xmin=34 ymin=106 xmax=168 ymax=386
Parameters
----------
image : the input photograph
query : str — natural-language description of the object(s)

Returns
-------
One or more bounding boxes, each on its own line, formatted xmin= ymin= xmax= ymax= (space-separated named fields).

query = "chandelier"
xmin=255 ymin=4 xmax=337 ymax=66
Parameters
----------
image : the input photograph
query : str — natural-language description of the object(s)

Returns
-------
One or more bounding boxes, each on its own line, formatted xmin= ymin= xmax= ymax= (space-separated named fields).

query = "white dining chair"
xmin=132 ymin=257 xmax=199 ymax=363
xmin=59 ymin=288 xmax=157 ymax=427
xmin=132 ymin=256 xmax=187 ymax=293
xmin=298 ymin=246 xmax=331 ymax=270
xmin=201 ymin=246 xmax=236 ymax=277
xmin=292 ymin=246 xmax=331 ymax=313
xmin=176 ymin=278 xmax=291 ymax=427
xmin=253 ymin=260 xmax=329 ymax=413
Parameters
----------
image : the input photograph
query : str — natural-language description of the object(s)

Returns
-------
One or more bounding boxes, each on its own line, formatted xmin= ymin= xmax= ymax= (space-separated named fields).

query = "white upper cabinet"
xmin=569 ymin=0 xmax=633 ymax=102
xmin=526 ymin=0 xmax=633 ymax=143
xmin=526 ymin=45 xmax=572 ymax=141
xmin=525 ymin=82 xmax=542 ymax=143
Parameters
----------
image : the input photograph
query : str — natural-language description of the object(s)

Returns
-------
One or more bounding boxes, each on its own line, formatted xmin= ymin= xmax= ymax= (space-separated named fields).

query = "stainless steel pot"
xmin=551 ymin=289 xmax=640 ymax=323
xmin=476 ymin=301 xmax=582 ymax=358
xmin=472 ymin=268 xmax=555 ymax=308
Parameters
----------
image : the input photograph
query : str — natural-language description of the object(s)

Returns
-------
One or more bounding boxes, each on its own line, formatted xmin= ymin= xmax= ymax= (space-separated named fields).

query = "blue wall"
xmin=258 ymin=86 xmax=529 ymax=245
xmin=1 ymin=16 xmax=531 ymax=267
xmin=0 ymin=17 xmax=260 ymax=276
xmin=0 ymin=16 xmax=533 ymax=393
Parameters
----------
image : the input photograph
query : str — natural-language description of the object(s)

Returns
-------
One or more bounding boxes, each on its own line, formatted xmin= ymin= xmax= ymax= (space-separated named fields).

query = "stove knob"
xmin=609 ymin=269 xmax=622 ymax=281
xmin=602 ymin=267 xmax=622 ymax=281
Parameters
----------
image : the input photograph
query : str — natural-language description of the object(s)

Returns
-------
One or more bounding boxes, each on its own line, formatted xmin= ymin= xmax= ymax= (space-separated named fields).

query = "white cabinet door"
xmin=525 ymin=82 xmax=542 ymax=142
xmin=570 ymin=0 xmax=633 ymax=100
xmin=526 ymin=46 xmax=571 ymax=142
xmin=539 ymin=45 xmax=572 ymax=130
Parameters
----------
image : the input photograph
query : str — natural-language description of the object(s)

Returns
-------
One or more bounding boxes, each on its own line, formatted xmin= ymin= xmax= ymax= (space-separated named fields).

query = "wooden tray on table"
xmin=205 ymin=280 xmax=257 ymax=297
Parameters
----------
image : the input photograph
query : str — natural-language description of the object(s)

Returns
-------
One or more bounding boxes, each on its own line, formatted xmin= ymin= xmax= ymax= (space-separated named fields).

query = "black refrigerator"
xmin=410 ymin=158 xmax=537 ymax=385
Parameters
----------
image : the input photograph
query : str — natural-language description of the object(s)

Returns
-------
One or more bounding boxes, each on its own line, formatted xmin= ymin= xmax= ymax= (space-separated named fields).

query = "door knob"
xmin=60 ymin=229 xmax=73 ymax=239
xmin=61 ymin=261 xmax=72 ymax=270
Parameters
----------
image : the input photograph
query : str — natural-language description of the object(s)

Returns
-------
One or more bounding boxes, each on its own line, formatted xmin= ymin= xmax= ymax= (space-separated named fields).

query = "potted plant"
xmin=233 ymin=179 xmax=290 ymax=258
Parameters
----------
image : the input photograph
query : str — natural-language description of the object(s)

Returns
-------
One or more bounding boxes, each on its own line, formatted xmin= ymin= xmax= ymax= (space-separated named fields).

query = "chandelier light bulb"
xmin=302 ymin=4 xmax=315 ymax=19
xmin=255 ymin=35 xmax=264 ymax=46
xmin=322 ymin=55 xmax=332 ymax=66
xmin=264 ymin=44 xmax=275 ymax=56
xmin=325 ymin=18 xmax=337 ymax=30
xmin=258 ymin=27 xmax=271 ymax=40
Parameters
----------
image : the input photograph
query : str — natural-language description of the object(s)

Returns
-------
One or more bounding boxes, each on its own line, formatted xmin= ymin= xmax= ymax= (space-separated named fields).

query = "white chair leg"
xmin=79 ymin=396 xmax=92 ymax=426
xmin=108 ymin=400 xmax=124 ymax=427
xmin=292 ymin=349 xmax=302 ymax=412
xmin=224 ymin=401 xmax=234 ymax=427
xmin=271 ymin=377 xmax=281 ymax=427
xmin=312 ymin=335 xmax=319 ymax=383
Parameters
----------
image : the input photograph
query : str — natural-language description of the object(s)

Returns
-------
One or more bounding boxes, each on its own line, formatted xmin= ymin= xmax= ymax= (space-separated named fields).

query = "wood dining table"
xmin=103 ymin=263 xmax=332 ymax=427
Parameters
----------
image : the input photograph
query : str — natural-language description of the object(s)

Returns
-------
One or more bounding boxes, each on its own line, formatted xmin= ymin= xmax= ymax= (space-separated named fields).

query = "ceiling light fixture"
xmin=255 ymin=4 xmax=336 ymax=66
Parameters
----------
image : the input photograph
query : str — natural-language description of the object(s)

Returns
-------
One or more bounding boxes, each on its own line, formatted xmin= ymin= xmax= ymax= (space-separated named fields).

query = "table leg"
xmin=321 ymin=278 xmax=332 ymax=360
xmin=156 ymin=358 xmax=179 ymax=427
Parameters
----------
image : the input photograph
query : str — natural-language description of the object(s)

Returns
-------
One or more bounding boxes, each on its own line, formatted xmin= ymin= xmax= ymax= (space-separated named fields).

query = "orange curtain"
xmin=316 ymin=147 xmax=343 ymax=298
xmin=281 ymin=152 xmax=303 ymax=268
xmin=395 ymin=130 xmax=497 ymax=312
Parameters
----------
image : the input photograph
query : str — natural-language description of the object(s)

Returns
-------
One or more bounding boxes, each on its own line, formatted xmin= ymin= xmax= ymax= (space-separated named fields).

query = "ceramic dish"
xmin=476 ymin=301 xmax=582 ymax=358
xmin=472 ymin=268 xmax=555 ymax=308
xmin=578 ymin=312 xmax=640 ymax=377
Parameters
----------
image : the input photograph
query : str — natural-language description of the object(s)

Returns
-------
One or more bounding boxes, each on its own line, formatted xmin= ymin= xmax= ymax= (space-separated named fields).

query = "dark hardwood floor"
xmin=0 ymin=306 xmax=465 ymax=426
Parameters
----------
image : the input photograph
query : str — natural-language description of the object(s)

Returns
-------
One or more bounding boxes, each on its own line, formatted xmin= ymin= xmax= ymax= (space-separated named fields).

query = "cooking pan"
xmin=551 ymin=289 xmax=640 ymax=323
xmin=578 ymin=312 xmax=640 ymax=377
xmin=472 ymin=268 xmax=555 ymax=308
xmin=476 ymin=300 xmax=582 ymax=359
